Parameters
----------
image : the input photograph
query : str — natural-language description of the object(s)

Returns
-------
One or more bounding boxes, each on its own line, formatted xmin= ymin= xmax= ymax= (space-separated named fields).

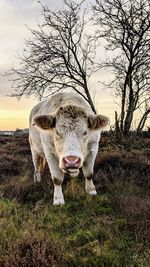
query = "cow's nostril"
xmin=63 ymin=156 xmax=81 ymax=168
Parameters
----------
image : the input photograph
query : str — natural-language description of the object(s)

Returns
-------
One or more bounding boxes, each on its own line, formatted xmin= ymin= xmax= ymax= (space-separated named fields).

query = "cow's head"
xmin=33 ymin=105 xmax=109 ymax=176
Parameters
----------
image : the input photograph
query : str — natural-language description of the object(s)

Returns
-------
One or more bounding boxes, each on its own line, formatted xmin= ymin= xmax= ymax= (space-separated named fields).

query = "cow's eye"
xmin=83 ymin=131 xmax=87 ymax=137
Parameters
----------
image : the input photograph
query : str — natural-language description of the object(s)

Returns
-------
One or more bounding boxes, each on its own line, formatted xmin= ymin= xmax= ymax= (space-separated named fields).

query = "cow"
xmin=29 ymin=92 xmax=109 ymax=205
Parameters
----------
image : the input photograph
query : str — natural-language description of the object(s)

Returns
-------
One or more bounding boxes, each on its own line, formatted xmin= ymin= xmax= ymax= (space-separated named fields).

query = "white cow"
xmin=29 ymin=92 xmax=109 ymax=205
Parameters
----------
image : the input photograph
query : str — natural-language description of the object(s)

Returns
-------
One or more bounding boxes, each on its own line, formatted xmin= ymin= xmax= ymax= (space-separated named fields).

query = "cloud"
xmin=0 ymin=0 xmax=64 ymax=94
xmin=0 ymin=1 xmax=42 ymax=61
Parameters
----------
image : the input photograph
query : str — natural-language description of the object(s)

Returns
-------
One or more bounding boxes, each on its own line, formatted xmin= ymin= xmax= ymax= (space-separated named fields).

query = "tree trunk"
xmin=120 ymin=57 xmax=134 ymax=132
xmin=137 ymin=109 xmax=150 ymax=132
xmin=124 ymin=98 xmax=135 ymax=135
xmin=86 ymin=91 xmax=97 ymax=114
xmin=123 ymin=74 xmax=135 ymax=135
xmin=84 ymin=80 xmax=97 ymax=114
xmin=115 ymin=111 xmax=120 ymax=133
xmin=120 ymin=83 xmax=127 ymax=131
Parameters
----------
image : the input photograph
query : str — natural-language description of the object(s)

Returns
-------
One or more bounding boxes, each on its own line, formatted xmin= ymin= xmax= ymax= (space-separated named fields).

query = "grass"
xmin=0 ymin=134 xmax=150 ymax=266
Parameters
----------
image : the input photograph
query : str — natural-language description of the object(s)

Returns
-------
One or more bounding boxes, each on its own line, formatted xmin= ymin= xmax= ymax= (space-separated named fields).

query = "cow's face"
xmin=34 ymin=105 xmax=109 ymax=176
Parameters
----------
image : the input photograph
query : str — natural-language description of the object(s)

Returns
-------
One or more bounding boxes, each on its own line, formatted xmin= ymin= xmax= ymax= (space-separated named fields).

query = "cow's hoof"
xmin=88 ymin=190 xmax=97 ymax=195
xmin=53 ymin=198 xmax=65 ymax=205
xmin=86 ymin=188 xmax=97 ymax=195
xmin=34 ymin=173 xmax=41 ymax=183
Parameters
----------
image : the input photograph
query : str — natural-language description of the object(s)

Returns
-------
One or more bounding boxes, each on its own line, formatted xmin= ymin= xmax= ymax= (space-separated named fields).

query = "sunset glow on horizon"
xmin=0 ymin=96 xmax=37 ymax=131
xmin=0 ymin=92 xmax=116 ymax=131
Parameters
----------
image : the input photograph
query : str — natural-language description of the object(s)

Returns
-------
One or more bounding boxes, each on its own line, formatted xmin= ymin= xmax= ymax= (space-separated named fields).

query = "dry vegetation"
xmin=0 ymin=133 xmax=150 ymax=266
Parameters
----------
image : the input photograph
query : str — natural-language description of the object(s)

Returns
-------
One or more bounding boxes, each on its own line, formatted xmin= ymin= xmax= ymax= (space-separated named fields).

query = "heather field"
xmin=0 ymin=133 xmax=150 ymax=266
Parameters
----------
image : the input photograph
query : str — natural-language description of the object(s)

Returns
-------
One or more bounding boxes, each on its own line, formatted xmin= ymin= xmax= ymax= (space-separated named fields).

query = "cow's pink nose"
xmin=63 ymin=156 xmax=81 ymax=168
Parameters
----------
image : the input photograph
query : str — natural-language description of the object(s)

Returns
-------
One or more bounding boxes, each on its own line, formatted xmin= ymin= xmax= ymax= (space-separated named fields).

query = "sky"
xmin=0 ymin=0 xmax=117 ymax=131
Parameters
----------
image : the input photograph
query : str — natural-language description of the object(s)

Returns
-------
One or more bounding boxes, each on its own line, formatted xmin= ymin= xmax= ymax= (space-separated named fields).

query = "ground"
xmin=0 ymin=133 xmax=150 ymax=266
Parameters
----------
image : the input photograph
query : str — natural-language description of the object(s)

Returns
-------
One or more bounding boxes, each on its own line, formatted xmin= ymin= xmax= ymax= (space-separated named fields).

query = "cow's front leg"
xmin=84 ymin=175 xmax=97 ymax=195
xmin=82 ymin=150 xmax=98 ymax=196
xmin=52 ymin=177 xmax=65 ymax=205
xmin=46 ymin=153 xmax=65 ymax=205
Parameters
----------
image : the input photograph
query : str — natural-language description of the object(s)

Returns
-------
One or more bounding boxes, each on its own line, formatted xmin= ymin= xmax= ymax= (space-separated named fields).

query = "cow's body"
xmin=29 ymin=92 xmax=109 ymax=205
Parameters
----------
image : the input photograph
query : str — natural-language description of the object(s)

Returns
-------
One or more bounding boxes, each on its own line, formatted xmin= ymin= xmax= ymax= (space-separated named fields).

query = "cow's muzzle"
xmin=61 ymin=156 xmax=81 ymax=176
xmin=60 ymin=155 xmax=82 ymax=177
xmin=63 ymin=155 xmax=81 ymax=169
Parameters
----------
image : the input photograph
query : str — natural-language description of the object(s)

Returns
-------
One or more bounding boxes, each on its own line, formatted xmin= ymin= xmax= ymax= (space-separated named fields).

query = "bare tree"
xmin=93 ymin=0 xmax=150 ymax=134
xmin=11 ymin=0 xmax=97 ymax=113
xmin=137 ymin=99 xmax=150 ymax=132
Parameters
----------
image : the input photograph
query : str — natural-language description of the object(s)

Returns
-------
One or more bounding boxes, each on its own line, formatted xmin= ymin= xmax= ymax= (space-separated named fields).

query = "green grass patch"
xmin=1 ymin=178 xmax=150 ymax=266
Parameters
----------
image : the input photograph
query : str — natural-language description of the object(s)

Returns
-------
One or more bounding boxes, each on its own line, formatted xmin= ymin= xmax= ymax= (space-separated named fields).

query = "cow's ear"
xmin=33 ymin=115 xmax=56 ymax=130
xmin=88 ymin=114 xmax=109 ymax=130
